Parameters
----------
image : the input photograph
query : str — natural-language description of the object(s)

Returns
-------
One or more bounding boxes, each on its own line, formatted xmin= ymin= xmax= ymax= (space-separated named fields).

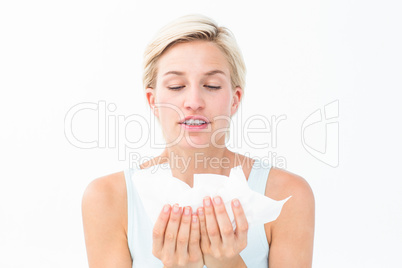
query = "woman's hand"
xmin=152 ymin=204 xmax=204 ymax=268
xmin=197 ymin=196 xmax=248 ymax=268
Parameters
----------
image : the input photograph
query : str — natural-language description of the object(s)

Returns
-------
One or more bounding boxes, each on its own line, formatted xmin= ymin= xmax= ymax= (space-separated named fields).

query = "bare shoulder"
xmin=265 ymin=167 xmax=314 ymax=202
xmin=83 ymin=171 xmax=127 ymax=197
xmin=264 ymin=167 xmax=315 ymax=267
xmin=82 ymin=171 xmax=127 ymax=223
xmin=82 ymin=171 xmax=131 ymax=267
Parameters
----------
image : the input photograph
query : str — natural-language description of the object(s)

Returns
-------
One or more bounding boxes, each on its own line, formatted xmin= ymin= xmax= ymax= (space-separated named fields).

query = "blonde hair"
xmin=142 ymin=14 xmax=246 ymax=92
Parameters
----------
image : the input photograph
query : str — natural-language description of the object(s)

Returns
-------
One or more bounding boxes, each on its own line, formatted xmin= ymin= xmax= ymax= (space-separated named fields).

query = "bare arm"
xmin=82 ymin=173 xmax=132 ymax=268
xmin=267 ymin=170 xmax=315 ymax=268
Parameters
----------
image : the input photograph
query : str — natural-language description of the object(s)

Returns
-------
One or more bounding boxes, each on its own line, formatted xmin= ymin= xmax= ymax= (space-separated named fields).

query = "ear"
xmin=231 ymin=86 xmax=242 ymax=116
xmin=145 ymin=87 xmax=158 ymax=117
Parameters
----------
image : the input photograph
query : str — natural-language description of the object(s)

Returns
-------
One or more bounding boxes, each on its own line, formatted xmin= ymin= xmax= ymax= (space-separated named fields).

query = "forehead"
xmin=156 ymin=40 xmax=231 ymax=78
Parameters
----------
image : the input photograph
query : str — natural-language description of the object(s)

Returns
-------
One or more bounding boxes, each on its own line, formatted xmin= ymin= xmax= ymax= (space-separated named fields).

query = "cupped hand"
xmin=197 ymin=196 xmax=248 ymax=268
xmin=152 ymin=204 xmax=204 ymax=268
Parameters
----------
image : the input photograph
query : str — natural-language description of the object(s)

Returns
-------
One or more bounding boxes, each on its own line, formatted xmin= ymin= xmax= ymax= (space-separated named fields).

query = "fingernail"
xmin=213 ymin=196 xmax=222 ymax=205
xmin=198 ymin=208 xmax=204 ymax=216
xmin=204 ymin=197 xmax=211 ymax=207
xmin=184 ymin=207 xmax=190 ymax=215
xmin=233 ymin=199 xmax=240 ymax=207
xmin=192 ymin=215 xmax=197 ymax=223
xmin=173 ymin=205 xmax=180 ymax=213
xmin=163 ymin=204 xmax=170 ymax=213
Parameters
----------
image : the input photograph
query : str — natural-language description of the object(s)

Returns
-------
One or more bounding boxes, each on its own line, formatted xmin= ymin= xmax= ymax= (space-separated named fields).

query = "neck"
xmin=159 ymin=146 xmax=238 ymax=187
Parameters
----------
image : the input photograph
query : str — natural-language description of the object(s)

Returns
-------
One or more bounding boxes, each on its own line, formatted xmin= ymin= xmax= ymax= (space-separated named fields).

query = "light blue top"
xmin=124 ymin=160 xmax=271 ymax=267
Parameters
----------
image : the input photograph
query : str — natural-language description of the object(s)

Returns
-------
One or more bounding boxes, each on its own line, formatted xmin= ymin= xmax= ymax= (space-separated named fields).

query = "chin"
xmin=165 ymin=136 xmax=211 ymax=150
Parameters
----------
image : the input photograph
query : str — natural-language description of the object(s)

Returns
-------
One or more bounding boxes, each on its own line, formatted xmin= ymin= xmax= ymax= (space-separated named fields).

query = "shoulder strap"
xmin=245 ymin=160 xmax=271 ymax=253
xmin=247 ymin=160 xmax=272 ymax=195
xmin=124 ymin=167 xmax=137 ymax=257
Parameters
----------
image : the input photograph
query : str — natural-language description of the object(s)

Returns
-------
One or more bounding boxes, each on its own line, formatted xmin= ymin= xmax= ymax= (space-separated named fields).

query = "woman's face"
xmin=146 ymin=40 xmax=242 ymax=149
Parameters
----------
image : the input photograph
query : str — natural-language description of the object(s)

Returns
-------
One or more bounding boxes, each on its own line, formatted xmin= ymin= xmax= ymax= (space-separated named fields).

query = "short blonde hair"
xmin=142 ymin=14 xmax=246 ymax=92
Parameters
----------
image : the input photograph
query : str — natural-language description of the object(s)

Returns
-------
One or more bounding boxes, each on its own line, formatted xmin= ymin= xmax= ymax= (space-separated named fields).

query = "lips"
xmin=179 ymin=115 xmax=210 ymax=124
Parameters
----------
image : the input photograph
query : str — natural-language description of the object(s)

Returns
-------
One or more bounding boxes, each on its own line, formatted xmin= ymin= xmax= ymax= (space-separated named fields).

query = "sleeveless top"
xmin=124 ymin=160 xmax=271 ymax=267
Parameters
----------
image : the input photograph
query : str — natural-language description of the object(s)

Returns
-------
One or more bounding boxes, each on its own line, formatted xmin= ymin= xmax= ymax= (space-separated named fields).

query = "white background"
xmin=1 ymin=0 xmax=401 ymax=267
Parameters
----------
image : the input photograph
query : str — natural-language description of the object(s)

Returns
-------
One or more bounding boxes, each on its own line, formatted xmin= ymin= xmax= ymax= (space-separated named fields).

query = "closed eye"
xmin=204 ymin=85 xmax=221 ymax=90
xmin=168 ymin=86 xmax=185 ymax=90
xmin=168 ymin=85 xmax=221 ymax=90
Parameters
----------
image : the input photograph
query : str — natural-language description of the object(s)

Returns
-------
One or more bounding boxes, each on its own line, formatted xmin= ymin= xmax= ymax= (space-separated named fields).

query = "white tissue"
xmin=132 ymin=163 xmax=291 ymax=229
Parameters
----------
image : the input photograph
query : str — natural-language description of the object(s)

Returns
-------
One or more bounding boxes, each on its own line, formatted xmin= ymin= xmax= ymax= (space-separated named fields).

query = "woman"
xmin=82 ymin=14 xmax=315 ymax=268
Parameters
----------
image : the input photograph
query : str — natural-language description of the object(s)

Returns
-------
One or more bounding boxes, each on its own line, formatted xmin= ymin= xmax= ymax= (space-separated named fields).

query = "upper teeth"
xmin=183 ymin=119 xmax=206 ymax=125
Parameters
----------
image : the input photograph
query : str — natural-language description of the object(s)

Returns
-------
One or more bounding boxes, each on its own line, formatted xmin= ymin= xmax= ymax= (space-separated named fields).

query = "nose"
xmin=183 ymin=86 xmax=205 ymax=111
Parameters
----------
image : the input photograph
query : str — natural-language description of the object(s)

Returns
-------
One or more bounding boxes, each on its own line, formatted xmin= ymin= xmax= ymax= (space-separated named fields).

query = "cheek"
xmin=154 ymin=92 xmax=177 ymax=116
xmin=155 ymin=89 xmax=179 ymax=105
xmin=217 ymin=94 xmax=233 ymax=113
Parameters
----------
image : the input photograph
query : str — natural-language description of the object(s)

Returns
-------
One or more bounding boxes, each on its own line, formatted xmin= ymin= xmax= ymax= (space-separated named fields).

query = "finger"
xmin=176 ymin=206 xmax=192 ymax=262
xmin=232 ymin=199 xmax=249 ymax=250
xmin=188 ymin=212 xmax=202 ymax=260
xmin=152 ymin=204 xmax=171 ymax=257
xmin=163 ymin=204 xmax=182 ymax=258
xmin=197 ymin=207 xmax=210 ymax=251
xmin=203 ymin=196 xmax=222 ymax=247
xmin=212 ymin=196 xmax=235 ymax=247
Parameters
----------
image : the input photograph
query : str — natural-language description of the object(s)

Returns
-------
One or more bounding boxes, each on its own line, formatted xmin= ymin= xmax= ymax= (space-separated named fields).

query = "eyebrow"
xmin=163 ymin=69 xmax=227 ymax=77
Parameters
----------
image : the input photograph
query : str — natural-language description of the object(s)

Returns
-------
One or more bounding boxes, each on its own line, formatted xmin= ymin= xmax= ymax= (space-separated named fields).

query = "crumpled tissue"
xmin=132 ymin=163 xmax=291 ymax=229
